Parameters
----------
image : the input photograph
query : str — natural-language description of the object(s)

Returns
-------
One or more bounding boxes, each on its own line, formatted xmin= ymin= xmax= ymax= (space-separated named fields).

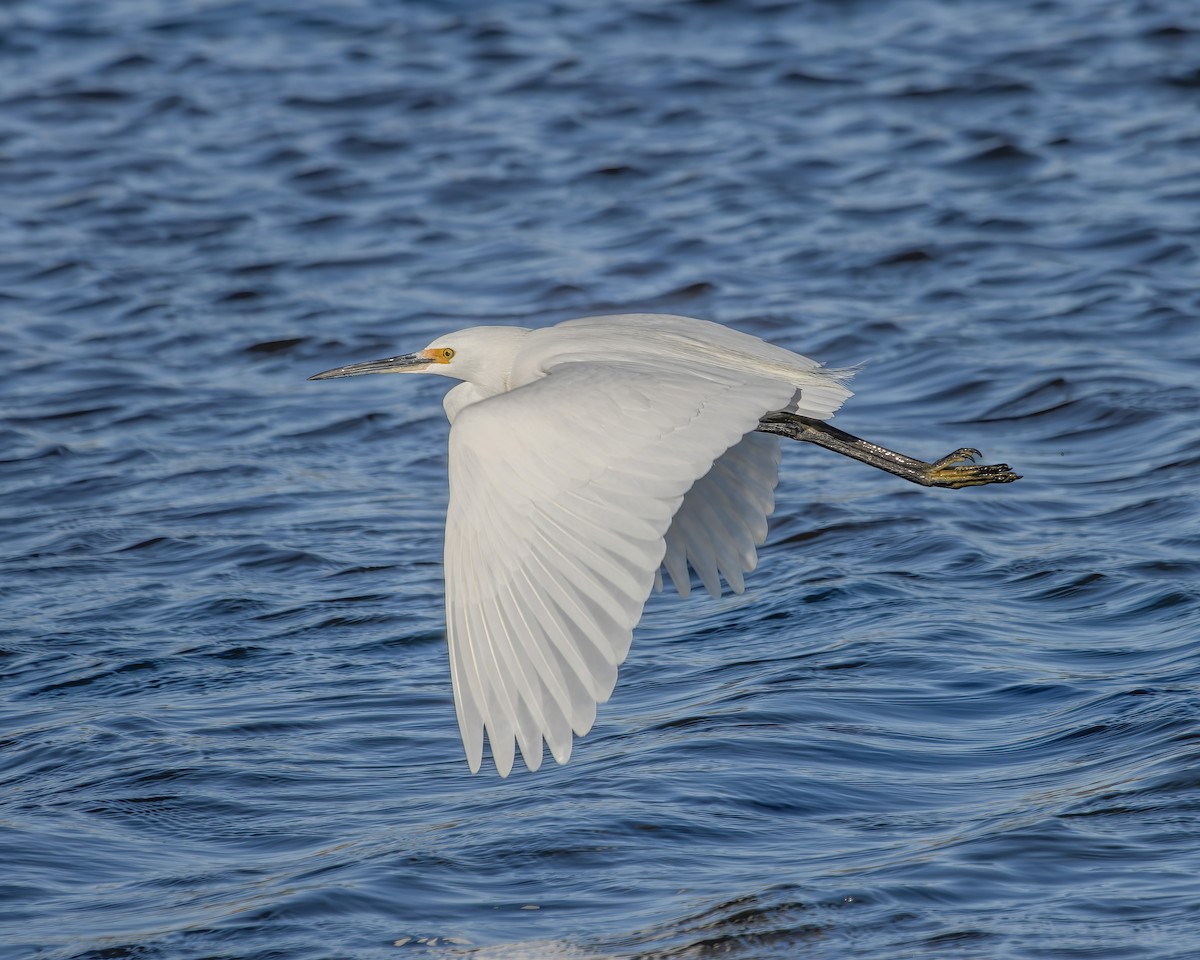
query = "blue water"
xmin=3 ymin=0 xmax=1199 ymax=957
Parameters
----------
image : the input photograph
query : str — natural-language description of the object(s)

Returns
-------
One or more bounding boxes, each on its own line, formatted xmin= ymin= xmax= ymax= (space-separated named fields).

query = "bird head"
xmin=308 ymin=326 xmax=530 ymax=394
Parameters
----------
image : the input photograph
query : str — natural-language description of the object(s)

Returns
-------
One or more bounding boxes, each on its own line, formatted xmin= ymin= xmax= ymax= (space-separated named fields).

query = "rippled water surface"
xmin=3 ymin=1 xmax=1200 ymax=958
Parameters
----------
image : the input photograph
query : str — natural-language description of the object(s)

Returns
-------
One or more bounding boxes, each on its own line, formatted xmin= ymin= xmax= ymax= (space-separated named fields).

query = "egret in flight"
xmin=309 ymin=313 xmax=1018 ymax=776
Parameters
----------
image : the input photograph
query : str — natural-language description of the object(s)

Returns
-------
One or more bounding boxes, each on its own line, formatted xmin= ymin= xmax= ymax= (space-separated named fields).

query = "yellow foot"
xmin=925 ymin=449 xmax=1021 ymax=488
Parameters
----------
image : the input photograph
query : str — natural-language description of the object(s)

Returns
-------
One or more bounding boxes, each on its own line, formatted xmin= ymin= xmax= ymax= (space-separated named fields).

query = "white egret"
xmin=309 ymin=313 xmax=1018 ymax=776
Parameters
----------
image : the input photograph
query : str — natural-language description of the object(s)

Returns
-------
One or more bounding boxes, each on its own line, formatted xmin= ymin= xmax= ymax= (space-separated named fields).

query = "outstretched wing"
xmin=444 ymin=361 xmax=797 ymax=775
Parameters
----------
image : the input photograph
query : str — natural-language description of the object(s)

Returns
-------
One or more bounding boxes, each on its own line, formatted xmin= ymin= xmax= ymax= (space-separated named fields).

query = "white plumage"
xmin=311 ymin=314 xmax=853 ymax=775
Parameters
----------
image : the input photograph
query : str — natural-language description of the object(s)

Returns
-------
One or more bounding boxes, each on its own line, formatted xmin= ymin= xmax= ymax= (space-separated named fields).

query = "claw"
xmin=932 ymin=447 xmax=983 ymax=470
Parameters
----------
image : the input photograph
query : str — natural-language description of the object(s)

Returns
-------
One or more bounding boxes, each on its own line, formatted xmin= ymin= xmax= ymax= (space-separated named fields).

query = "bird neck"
xmin=443 ymin=382 xmax=489 ymax=423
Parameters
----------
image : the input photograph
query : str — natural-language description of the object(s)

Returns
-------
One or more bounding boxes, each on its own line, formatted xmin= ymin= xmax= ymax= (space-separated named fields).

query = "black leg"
xmin=756 ymin=413 xmax=1021 ymax=489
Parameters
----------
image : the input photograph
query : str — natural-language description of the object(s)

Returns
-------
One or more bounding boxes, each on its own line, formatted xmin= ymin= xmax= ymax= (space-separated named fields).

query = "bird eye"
xmin=441 ymin=348 xmax=455 ymax=360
